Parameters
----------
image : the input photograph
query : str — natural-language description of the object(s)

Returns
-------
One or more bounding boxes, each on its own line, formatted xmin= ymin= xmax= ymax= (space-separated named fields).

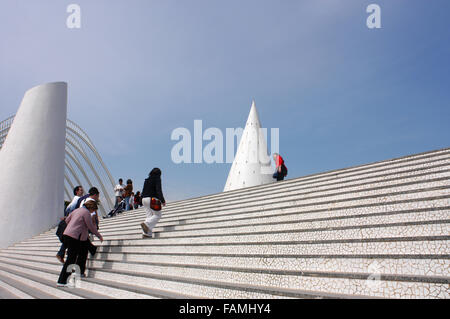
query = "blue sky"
xmin=1 ymin=0 xmax=449 ymax=201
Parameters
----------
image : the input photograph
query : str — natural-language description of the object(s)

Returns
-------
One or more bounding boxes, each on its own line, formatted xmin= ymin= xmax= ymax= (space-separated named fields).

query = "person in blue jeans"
xmin=123 ymin=179 xmax=133 ymax=211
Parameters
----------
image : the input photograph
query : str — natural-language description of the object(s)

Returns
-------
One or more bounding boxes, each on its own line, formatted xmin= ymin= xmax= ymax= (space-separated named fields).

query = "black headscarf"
xmin=149 ymin=168 xmax=161 ymax=177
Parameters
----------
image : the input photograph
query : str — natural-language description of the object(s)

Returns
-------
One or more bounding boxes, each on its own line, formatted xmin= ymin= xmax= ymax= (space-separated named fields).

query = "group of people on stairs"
xmin=56 ymin=168 xmax=166 ymax=287
xmin=55 ymin=153 xmax=286 ymax=287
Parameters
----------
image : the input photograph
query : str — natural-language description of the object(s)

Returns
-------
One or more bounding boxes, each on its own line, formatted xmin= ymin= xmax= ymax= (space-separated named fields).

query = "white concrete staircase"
xmin=0 ymin=148 xmax=449 ymax=299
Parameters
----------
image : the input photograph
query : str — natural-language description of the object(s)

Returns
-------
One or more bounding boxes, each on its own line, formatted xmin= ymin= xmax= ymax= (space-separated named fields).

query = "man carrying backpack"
xmin=56 ymin=186 xmax=84 ymax=263
xmin=65 ymin=185 xmax=84 ymax=216
xmin=273 ymin=153 xmax=288 ymax=181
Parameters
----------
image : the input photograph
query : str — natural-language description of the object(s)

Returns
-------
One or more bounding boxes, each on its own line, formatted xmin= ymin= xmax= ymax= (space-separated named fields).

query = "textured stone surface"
xmin=0 ymin=148 xmax=449 ymax=298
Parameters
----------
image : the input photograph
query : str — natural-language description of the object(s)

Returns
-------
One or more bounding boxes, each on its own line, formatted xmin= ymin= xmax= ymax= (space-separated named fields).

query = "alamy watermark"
xmin=65 ymin=4 xmax=381 ymax=30
xmin=66 ymin=4 xmax=81 ymax=29
xmin=66 ymin=264 xmax=82 ymax=288
xmin=170 ymin=120 xmax=279 ymax=165
xmin=366 ymin=261 xmax=382 ymax=291
xmin=367 ymin=4 xmax=381 ymax=29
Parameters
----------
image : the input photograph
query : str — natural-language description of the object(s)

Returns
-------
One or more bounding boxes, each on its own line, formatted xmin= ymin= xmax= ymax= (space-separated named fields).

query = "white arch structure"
xmin=0 ymin=116 xmax=115 ymax=218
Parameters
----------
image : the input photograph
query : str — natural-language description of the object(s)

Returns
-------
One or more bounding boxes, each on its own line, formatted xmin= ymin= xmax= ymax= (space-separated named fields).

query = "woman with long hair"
xmin=140 ymin=168 xmax=166 ymax=238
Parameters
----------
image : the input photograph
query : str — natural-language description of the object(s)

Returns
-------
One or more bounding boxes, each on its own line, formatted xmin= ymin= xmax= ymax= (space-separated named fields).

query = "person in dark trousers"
xmin=273 ymin=153 xmax=288 ymax=181
xmin=75 ymin=187 xmax=101 ymax=259
xmin=134 ymin=191 xmax=142 ymax=209
xmin=57 ymin=200 xmax=103 ymax=287
xmin=140 ymin=168 xmax=166 ymax=238
xmin=134 ymin=192 xmax=142 ymax=209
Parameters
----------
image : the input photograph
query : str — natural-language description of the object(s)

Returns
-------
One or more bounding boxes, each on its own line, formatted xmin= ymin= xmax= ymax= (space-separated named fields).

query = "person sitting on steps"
xmin=272 ymin=153 xmax=288 ymax=181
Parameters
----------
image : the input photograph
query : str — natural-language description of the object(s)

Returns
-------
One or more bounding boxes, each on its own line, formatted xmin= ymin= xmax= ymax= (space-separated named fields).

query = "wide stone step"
xmin=0 ymin=260 xmax=159 ymax=299
xmin=100 ymin=203 xmax=450 ymax=236
xmin=0 ymin=257 xmax=301 ymax=299
xmin=100 ymin=163 xmax=450 ymax=225
xmin=87 ymin=263 xmax=448 ymax=299
xmin=28 ymin=205 xmax=450 ymax=245
xmin=0 ymin=256 xmax=194 ymax=299
xmin=89 ymin=261 xmax=450 ymax=298
xmin=0 ymin=276 xmax=35 ymax=299
xmin=0 ymin=266 xmax=83 ymax=299
xmin=100 ymin=210 xmax=450 ymax=239
xmin=30 ymin=186 xmax=450 ymax=243
xmin=28 ymin=203 xmax=450 ymax=244
xmin=81 ymin=222 xmax=450 ymax=244
xmin=166 ymin=149 xmax=450 ymax=209
xmin=2 ymin=148 xmax=449 ymax=299
xmin=17 ymin=210 xmax=450 ymax=246
xmin=12 ymin=223 xmax=450 ymax=252
xmin=1 ymin=250 xmax=448 ymax=278
xmin=0 ymin=257 xmax=194 ymax=299
xmin=158 ymin=179 xmax=450 ymax=222
xmin=0 ymin=285 xmax=20 ymax=299
xmin=97 ymin=165 xmax=450 ymax=228
xmin=6 ymin=237 xmax=449 ymax=256
xmin=3 ymin=253 xmax=448 ymax=298
xmin=96 ymin=153 xmax=450 ymax=225
xmin=82 ymin=276 xmax=194 ymax=299
xmin=164 ymin=159 xmax=450 ymax=216
xmin=99 ymin=183 xmax=450 ymax=232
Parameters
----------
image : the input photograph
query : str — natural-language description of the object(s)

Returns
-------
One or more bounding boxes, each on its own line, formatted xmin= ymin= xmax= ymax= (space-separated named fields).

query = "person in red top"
xmin=273 ymin=153 xmax=288 ymax=181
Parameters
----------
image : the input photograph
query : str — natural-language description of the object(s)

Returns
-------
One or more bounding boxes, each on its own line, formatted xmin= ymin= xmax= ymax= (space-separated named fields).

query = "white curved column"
xmin=0 ymin=82 xmax=67 ymax=248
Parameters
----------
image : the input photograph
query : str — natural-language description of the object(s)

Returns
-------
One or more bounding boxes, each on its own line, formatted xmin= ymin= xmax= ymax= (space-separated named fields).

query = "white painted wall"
xmin=0 ymin=82 xmax=67 ymax=248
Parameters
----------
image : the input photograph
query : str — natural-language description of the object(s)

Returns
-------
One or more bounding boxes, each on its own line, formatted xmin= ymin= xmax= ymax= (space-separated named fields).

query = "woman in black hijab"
xmin=140 ymin=168 xmax=166 ymax=238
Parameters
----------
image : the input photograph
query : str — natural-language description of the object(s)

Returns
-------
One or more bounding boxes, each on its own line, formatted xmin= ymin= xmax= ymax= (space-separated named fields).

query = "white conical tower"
xmin=0 ymin=82 xmax=67 ymax=248
xmin=224 ymin=100 xmax=273 ymax=191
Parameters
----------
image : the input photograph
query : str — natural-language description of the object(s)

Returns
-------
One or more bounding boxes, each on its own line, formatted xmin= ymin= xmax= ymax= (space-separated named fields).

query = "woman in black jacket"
xmin=140 ymin=168 xmax=166 ymax=238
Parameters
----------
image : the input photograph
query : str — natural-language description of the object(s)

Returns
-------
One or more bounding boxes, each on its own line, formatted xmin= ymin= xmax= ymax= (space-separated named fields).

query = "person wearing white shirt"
xmin=65 ymin=186 xmax=84 ymax=216
xmin=114 ymin=178 xmax=125 ymax=208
